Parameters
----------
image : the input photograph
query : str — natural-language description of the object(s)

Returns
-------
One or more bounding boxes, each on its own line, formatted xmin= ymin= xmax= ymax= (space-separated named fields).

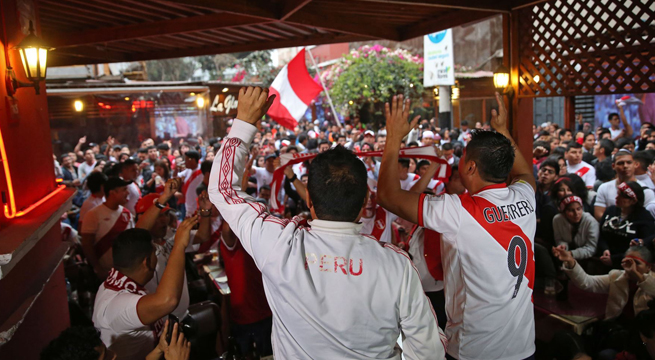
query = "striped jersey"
xmin=418 ymin=181 xmax=536 ymax=360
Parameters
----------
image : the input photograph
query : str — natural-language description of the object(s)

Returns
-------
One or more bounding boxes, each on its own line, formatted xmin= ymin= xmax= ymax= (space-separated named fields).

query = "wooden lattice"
xmin=517 ymin=0 xmax=655 ymax=97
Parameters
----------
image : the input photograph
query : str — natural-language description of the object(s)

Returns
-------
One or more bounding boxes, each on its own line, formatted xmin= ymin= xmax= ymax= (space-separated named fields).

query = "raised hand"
xmin=492 ymin=92 xmax=508 ymax=131
xmin=78 ymin=136 xmax=87 ymax=144
xmin=198 ymin=190 xmax=212 ymax=211
xmin=236 ymin=87 xmax=276 ymax=125
xmin=552 ymin=246 xmax=575 ymax=269
xmin=161 ymin=179 xmax=179 ymax=202
xmin=284 ymin=165 xmax=295 ymax=179
xmin=384 ymin=95 xmax=420 ymax=142
xmin=175 ymin=215 xmax=199 ymax=249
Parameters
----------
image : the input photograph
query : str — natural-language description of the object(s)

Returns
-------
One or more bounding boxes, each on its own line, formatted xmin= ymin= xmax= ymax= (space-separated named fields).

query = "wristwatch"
xmin=289 ymin=174 xmax=298 ymax=182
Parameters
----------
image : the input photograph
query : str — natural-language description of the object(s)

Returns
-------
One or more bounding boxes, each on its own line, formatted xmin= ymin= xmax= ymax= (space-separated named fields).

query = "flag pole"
xmin=306 ymin=47 xmax=342 ymax=129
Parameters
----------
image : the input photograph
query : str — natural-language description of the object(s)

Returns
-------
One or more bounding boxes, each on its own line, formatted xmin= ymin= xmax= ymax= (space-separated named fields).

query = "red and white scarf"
xmin=269 ymin=146 xmax=451 ymax=212
xmin=104 ymin=268 xmax=166 ymax=339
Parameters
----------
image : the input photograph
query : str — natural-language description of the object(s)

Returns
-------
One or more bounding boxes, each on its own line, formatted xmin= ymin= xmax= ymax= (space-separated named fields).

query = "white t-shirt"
xmin=124 ymin=182 xmax=140 ymax=215
xmin=360 ymin=206 xmax=398 ymax=244
xmin=407 ymin=227 xmax=444 ymax=293
xmin=93 ymin=284 xmax=157 ymax=360
xmin=419 ymin=181 xmax=536 ymax=360
xmin=81 ymin=204 xmax=134 ymax=271
xmin=179 ymin=166 xmax=204 ymax=216
xmin=610 ymin=127 xmax=623 ymax=139
xmin=79 ymin=195 xmax=104 ymax=224
xmin=595 ymin=179 xmax=655 ymax=214
xmin=77 ymin=161 xmax=97 ymax=181
xmin=400 ymin=173 xmax=421 ymax=191
xmin=145 ymin=228 xmax=193 ymax=319
xmin=252 ymin=166 xmax=274 ymax=191
xmin=636 ymin=173 xmax=655 ymax=190
xmin=567 ymin=161 xmax=596 ymax=188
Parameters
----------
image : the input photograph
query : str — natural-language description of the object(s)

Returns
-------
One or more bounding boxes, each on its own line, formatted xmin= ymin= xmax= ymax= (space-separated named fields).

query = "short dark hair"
xmin=407 ymin=141 xmax=419 ymax=147
xmin=60 ymin=154 xmax=70 ymax=162
xmin=608 ymin=112 xmax=620 ymax=121
xmin=558 ymin=129 xmax=572 ymax=139
xmin=538 ymin=130 xmax=550 ymax=138
xmin=85 ymin=172 xmax=108 ymax=193
xmin=318 ymin=140 xmax=330 ymax=147
xmin=185 ymin=150 xmax=200 ymax=162
xmin=461 ymin=120 xmax=469 ymax=127
xmin=119 ymin=158 xmax=137 ymax=172
xmin=41 ymin=326 xmax=102 ymax=360
xmin=416 ymin=160 xmax=431 ymax=170
xmin=260 ymin=185 xmax=271 ymax=192
xmin=539 ymin=158 xmax=560 ymax=175
xmin=200 ymin=160 xmax=213 ymax=175
xmin=307 ymin=146 xmax=368 ymax=221
xmin=113 ymin=228 xmax=154 ymax=271
xmin=138 ymin=147 xmax=148 ymax=154
xmin=398 ymin=158 xmax=410 ymax=168
xmin=156 ymin=143 xmax=170 ymax=151
xmin=442 ymin=142 xmax=454 ymax=151
xmin=465 ymin=130 xmax=514 ymax=183
xmin=146 ymin=145 xmax=156 ymax=151
xmin=616 ymin=137 xmax=633 ymax=150
xmin=599 ymin=128 xmax=611 ymax=138
xmin=633 ymin=151 xmax=654 ymax=171
xmin=584 ymin=132 xmax=595 ymax=141
xmin=598 ymin=139 xmax=615 ymax=157
xmin=565 ymin=142 xmax=582 ymax=151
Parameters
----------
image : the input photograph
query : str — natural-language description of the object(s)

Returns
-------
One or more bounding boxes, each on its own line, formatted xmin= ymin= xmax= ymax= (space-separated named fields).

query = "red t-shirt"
xmin=219 ymin=239 xmax=272 ymax=325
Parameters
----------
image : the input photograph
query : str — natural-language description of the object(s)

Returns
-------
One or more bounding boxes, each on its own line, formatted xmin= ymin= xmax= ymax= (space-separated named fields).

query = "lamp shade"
xmin=15 ymin=21 xmax=52 ymax=82
xmin=493 ymin=65 xmax=511 ymax=91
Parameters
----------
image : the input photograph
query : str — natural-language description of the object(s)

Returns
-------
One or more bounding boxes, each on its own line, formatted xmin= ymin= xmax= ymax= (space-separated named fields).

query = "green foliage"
xmin=321 ymin=45 xmax=424 ymax=113
xmin=145 ymin=57 xmax=196 ymax=81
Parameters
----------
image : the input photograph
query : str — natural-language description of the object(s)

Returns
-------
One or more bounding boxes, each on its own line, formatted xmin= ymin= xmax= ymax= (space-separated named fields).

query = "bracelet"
xmin=199 ymin=209 xmax=211 ymax=217
xmin=289 ymin=174 xmax=297 ymax=182
xmin=153 ymin=198 xmax=166 ymax=209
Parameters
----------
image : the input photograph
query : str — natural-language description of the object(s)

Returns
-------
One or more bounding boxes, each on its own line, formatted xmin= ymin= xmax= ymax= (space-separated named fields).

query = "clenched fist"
xmin=236 ymin=87 xmax=276 ymax=126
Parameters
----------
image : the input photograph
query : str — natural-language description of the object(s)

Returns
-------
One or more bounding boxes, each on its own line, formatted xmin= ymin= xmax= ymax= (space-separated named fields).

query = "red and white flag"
xmin=267 ymin=48 xmax=323 ymax=130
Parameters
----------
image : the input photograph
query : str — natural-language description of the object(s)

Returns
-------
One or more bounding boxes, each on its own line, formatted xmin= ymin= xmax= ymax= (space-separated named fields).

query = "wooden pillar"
xmin=505 ymin=12 xmax=533 ymax=161
xmin=564 ymin=96 xmax=575 ymax=131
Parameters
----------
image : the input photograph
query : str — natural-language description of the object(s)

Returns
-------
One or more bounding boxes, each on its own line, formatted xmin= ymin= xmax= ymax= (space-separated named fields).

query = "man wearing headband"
xmin=594 ymin=149 xmax=655 ymax=221
xmin=379 ymin=93 xmax=537 ymax=360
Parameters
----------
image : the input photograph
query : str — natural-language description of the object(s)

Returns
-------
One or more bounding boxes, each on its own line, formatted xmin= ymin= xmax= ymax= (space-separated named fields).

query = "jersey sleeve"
xmin=397 ymin=250 xmax=447 ymax=359
xmin=417 ymin=193 xmax=461 ymax=238
xmin=510 ymin=180 xmax=537 ymax=208
xmin=584 ymin=166 xmax=596 ymax=188
xmin=109 ymin=292 xmax=147 ymax=330
xmin=208 ymin=120 xmax=290 ymax=270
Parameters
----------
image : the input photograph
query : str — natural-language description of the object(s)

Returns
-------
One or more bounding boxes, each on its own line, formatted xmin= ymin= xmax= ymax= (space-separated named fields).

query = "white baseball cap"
xmin=422 ymin=131 xmax=435 ymax=139
xmin=364 ymin=130 xmax=375 ymax=137
xmin=307 ymin=130 xmax=318 ymax=139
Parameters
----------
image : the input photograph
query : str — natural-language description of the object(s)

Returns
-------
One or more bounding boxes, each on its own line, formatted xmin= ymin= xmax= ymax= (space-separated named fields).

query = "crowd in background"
xmin=45 ymin=98 xmax=655 ymax=360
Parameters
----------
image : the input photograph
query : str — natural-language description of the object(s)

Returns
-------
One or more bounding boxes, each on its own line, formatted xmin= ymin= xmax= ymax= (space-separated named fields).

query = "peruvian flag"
xmin=267 ymin=48 xmax=323 ymax=130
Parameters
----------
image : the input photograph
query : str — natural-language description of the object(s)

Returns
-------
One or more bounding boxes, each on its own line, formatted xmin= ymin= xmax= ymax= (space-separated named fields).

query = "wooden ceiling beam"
xmin=49 ymin=46 xmax=129 ymax=66
xmin=353 ymin=0 xmax=510 ymax=12
xmin=279 ymin=0 xmax=313 ymax=21
xmin=156 ymin=0 xmax=278 ymax=20
xmin=285 ymin=10 xmax=400 ymax=40
xmin=45 ymin=13 xmax=271 ymax=48
xmin=399 ymin=10 xmax=492 ymax=40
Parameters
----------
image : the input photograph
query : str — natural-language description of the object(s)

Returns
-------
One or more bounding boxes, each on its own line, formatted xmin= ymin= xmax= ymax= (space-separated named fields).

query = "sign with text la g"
xmin=424 ymin=29 xmax=455 ymax=87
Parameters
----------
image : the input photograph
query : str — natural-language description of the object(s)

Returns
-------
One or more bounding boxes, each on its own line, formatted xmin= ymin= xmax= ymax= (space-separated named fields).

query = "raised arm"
xmin=618 ymin=103 xmax=634 ymax=139
xmin=208 ymin=87 xmax=284 ymax=266
xmin=377 ymin=96 xmax=421 ymax=223
xmin=137 ymin=216 xmax=199 ymax=325
xmin=284 ymin=166 xmax=308 ymax=203
xmin=408 ymin=161 xmax=440 ymax=194
xmin=491 ymin=92 xmax=536 ymax=191
xmin=192 ymin=191 xmax=213 ymax=244
xmin=136 ymin=179 xmax=178 ymax=230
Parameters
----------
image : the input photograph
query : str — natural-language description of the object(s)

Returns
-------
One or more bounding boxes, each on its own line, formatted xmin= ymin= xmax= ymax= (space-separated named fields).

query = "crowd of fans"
xmin=43 ymin=95 xmax=655 ymax=360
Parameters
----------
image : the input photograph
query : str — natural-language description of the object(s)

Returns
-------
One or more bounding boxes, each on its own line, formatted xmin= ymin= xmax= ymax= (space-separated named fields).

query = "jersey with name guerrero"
xmin=418 ymin=181 xmax=536 ymax=360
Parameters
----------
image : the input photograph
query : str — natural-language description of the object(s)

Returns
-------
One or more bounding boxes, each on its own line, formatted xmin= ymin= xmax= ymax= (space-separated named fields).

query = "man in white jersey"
xmin=378 ymin=93 xmax=536 ymax=360
xmin=594 ymin=149 xmax=655 ymax=220
xmin=208 ymin=87 xmax=446 ymax=360
xmin=119 ymin=159 xmax=141 ymax=215
xmin=359 ymin=179 xmax=399 ymax=244
xmin=92 ymin=219 xmax=196 ymax=360
xmin=177 ymin=150 xmax=203 ymax=217
xmin=566 ymin=142 xmax=596 ymax=188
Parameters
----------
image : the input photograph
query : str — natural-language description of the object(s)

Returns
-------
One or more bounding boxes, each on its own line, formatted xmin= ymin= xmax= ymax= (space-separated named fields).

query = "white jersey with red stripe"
xmin=418 ymin=181 xmax=536 ymax=360
xmin=410 ymin=177 xmax=445 ymax=195
xmin=208 ymin=120 xmax=447 ymax=360
xmin=360 ymin=206 xmax=399 ymax=243
xmin=401 ymin=173 xmax=421 ymax=190
xmin=566 ymin=161 xmax=596 ymax=188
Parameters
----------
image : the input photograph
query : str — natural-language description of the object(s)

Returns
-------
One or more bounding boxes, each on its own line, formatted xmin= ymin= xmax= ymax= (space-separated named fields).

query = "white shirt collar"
xmin=309 ymin=219 xmax=362 ymax=235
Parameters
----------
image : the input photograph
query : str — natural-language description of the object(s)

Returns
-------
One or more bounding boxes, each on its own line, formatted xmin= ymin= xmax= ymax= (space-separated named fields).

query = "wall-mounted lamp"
xmin=196 ymin=96 xmax=205 ymax=108
xmin=222 ymin=87 xmax=229 ymax=93
xmin=73 ymin=100 xmax=84 ymax=112
xmin=451 ymin=83 xmax=460 ymax=100
xmin=493 ymin=65 xmax=513 ymax=96
xmin=6 ymin=21 xmax=52 ymax=95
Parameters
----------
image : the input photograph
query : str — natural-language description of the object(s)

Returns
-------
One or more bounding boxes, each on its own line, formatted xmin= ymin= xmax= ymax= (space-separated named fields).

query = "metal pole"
xmin=306 ymin=47 xmax=342 ymax=128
